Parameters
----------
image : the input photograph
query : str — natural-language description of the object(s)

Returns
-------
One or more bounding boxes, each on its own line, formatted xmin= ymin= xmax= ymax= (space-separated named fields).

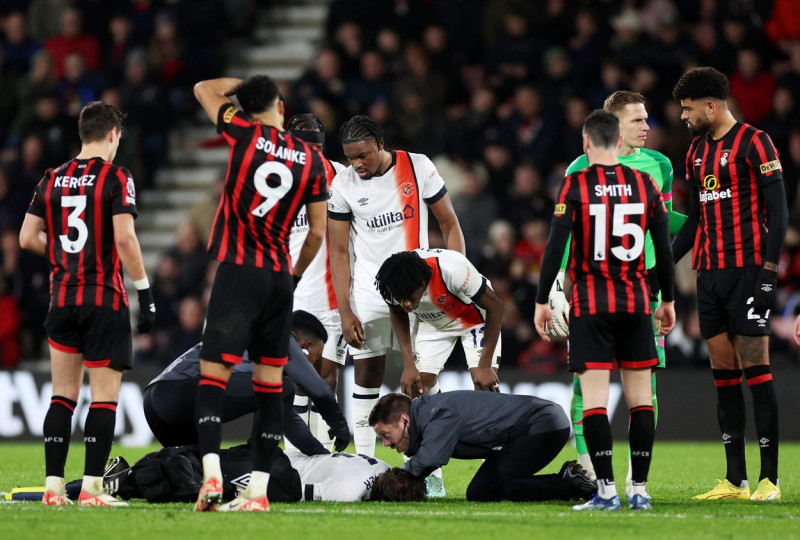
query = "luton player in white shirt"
xmin=328 ymin=115 xmax=465 ymax=459
xmin=375 ymin=249 xmax=503 ymax=396
xmin=287 ymin=451 xmax=393 ymax=502
xmin=287 ymin=114 xmax=347 ymax=451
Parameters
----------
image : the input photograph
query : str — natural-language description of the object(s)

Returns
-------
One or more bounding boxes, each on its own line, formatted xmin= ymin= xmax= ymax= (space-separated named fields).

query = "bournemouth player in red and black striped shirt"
xmin=192 ymin=75 xmax=329 ymax=513
xmin=19 ymin=101 xmax=154 ymax=507
xmin=535 ymin=110 xmax=675 ymax=511
xmin=672 ymin=67 xmax=788 ymax=502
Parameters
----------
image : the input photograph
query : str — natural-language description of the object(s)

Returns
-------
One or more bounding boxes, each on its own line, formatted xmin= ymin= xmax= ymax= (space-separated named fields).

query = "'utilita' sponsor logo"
xmin=365 ymin=205 xmax=415 ymax=228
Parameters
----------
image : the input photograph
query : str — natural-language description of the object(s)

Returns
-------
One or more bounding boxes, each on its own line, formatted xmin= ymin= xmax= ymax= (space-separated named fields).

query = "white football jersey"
xmin=290 ymin=159 xmax=346 ymax=311
xmin=328 ymin=151 xmax=447 ymax=307
xmin=290 ymin=452 xmax=390 ymax=502
xmin=388 ymin=248 xmax=487 ymax=331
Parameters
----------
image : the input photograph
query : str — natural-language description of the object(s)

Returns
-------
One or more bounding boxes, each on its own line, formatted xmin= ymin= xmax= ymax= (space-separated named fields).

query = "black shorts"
xmin=143 ymin=372 xmax=258 ymax=447
xmin=697 ymin=266 xmax=771 ymax=338
xmin=200 ymin=262 xmax=293 ymax=366
xmin=568 ymin=313 xmax=657 ymax=372
xmin=44 ymin=305 xmax=132 ymax=369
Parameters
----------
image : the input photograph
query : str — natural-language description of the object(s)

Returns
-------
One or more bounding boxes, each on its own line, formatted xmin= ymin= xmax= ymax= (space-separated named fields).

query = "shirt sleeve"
xmin=748 ymin=130 xmax=783 ymax=188
xmin=26 ymin=173 xmax=49 ymax=217
xmin=216 ymin=103 xmax=255 ymax=143
xmin=327 ymin=172 xmax=352 ymax=220
xmin=551 ymin=174 xmax=578 ymax=230
xmin=402 ymin=408 xmax=462 ymax=478
xmin=419 ymin=155 xmax=447 ymax=204
xmin=440 ymin=251 xmax=485 ymax=298
xmin=109 ymin=167 xmax=138 ymax=218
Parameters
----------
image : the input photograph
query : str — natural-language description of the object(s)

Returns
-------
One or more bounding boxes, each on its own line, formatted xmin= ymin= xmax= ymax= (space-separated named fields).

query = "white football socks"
xmin=352 ymin=384 xmax=380 ymax=456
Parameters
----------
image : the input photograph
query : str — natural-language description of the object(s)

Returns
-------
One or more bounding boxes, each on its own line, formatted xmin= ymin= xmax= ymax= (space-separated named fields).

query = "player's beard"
xmin=688 ymin=116 xmax=712 ymax=137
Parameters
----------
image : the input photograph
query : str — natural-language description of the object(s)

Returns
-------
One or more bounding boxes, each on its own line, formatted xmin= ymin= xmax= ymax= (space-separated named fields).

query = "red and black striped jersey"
xmin=26 ymin=158 xmax=138 ymax=310
xmin=553 ymin=164 xmax=668 ymax=316
xmin=684 ymin=122 xmax=783 ymax=270
xmin=208 ymin=104 xmax=330 ymax=272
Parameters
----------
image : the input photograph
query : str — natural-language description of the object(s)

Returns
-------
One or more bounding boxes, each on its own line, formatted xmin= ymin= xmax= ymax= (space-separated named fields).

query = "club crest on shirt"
xmin=720 ymin=150 xmax=731 ymax=167
xmin=400 ymin=182 xmax=415 ymax=197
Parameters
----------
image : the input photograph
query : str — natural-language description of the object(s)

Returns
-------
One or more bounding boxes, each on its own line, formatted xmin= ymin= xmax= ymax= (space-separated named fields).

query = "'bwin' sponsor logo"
xmin=699 ymin=188 xmax=732 ymax=203
xmin=365 ymin=205 xmax=415 ymax=228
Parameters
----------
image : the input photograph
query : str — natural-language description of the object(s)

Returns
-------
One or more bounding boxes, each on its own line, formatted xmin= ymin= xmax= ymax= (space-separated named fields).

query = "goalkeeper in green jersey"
xmin=548 ymin=91 xmax=686 ymax=484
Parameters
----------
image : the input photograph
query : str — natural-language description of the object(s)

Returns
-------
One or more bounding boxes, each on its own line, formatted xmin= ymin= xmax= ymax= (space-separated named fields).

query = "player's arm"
xmin=19 ymin=213 xmax=47 ymax=256
xmin=293 ymin=200 xmax=326 ymax=280
xmin=284 ymin=339 xmax=350 ymax=451
xmin=401 ymin=411 xmax=460 ymax=478
xmin=653 ymin=151 xmax=687 ymax=233
xmin=193 ymin=78 xmax=243 ymax=125
xmin=471 ymin=284 xmax=502 ymax=391
xmin=650 ymin=210 xmax=676 ymax=336
xmin=328 ymin=212 xmax=364 ymax=348
xmin=389 ymin=305 xmax=423 ymax=397
xmin=753 ymin=179 xmax=788 ymax=313
xmin=282 ymin=382 xmax=330 ymax=456
xmin=114 ymin=213 xmax=156 ymax=333
xmin=670 ymin=186 xmax=699 ymax=263
xmin=534 ymin=222 xmax=572 ymax=342
xmin=429 ymin=193 xmax=465 ymax=255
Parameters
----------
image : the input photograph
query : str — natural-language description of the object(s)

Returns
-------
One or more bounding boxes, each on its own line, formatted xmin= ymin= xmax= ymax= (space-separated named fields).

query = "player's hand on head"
xmin=470 ymin=366 xmax=499 ymax=392
xmin=533 ymin=302 xmax=552 ymax=342
xmin=136 ymin=287 xmax=156 ymax=333
xmin=794 ymin=314 xmax=800 ymax=346
xmin=547 ymin=273 xmax=570 ymax=337
xmin=753 ymin=268 xmax=778 ymax=315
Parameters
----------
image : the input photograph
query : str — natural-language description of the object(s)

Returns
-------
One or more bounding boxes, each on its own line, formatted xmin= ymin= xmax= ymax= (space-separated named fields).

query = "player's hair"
xmin=374 ymin=251 xmax=432 ymax=306
xmin=369 ymin=468 xmax=427 ymax=502
xmin=78 ymin=101 xmax=125 ymax=143
xmin=236 ymin=74 xmax=281 ymax=115
xmin=339 ymin=115 xmax=384 ymax=146
xmin=603 ymin=90 xmax=645 ymax=114
xmin=288 ymin=113 xmax=326 ymax=149
xmin=582 ymin=109 xmax=620 ymax=149
xmin=672 ymin=67 xmax=730 ymax=102
xmin=291 ymin=310 xmax=328 ymax=343
xmin=288 ymin=113 xmax=324 ymax=132
xmin=368 ymin=393 xmax=411 ymax=426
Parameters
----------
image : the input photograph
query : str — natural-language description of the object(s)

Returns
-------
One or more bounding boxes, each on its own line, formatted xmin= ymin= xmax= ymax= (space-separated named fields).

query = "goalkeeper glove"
xmin=547 ymin=270 xmax=569 ymax=337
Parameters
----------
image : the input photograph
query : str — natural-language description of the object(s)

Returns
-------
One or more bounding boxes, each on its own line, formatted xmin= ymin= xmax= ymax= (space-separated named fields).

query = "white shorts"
xmin=349 ymin=301 xmax=394 ymax=360
xmin=413 ymin=323 xmax=502 ymax=375
xmin=294 ymin=305 xmax=346 ymax=365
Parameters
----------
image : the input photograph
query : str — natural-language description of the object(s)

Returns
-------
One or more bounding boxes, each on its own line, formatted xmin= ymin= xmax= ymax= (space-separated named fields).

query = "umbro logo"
xmin=231 ymin=473 xmax=251 ymax=489
xmin=358 ymin=197 xmax=369 ymax=206
xmin=722 ymin=433 xmax=731 ymax=443
xmin=760 ymin=437 xmax=770 ymax=447
xmin=694 ymin=158 xmax=702 ymax=167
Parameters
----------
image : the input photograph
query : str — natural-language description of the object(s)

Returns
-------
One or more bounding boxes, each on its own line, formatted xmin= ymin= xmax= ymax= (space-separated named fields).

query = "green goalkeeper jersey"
xmin=559 ymin=147 xmax=686 ymax=270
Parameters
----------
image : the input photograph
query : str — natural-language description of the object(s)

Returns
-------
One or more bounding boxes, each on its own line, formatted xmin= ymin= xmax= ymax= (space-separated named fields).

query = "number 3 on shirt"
xmin=589 ymin=203 xmax=644 ymax=262
xmin=60 ymin=195 xmax=88 ymax=253
xmin=252 ymin=161 xmax=294 ymax=217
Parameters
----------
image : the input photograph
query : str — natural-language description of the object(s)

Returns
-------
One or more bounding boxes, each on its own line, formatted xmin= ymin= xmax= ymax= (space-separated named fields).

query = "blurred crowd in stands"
xmin=2 ymin=0 xmax=800 ymax=373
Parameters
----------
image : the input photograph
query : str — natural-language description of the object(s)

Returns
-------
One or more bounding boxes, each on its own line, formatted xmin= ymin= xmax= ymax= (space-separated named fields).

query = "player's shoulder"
xmin=329 ymin=160 xmax=347 ymax=175
xmin=565 ymin=154 xmax=589 ymax=176
xmin=640 ymin=147 xmax=670 ymax=165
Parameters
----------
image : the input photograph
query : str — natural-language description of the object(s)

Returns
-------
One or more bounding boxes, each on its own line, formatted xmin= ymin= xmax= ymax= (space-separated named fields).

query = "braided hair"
xmin=375 ymin=251 xmax=432 ymax=306
xmin=339 ymin=115 xmax=384 ymax=146
xmin=288 ymin=113 xmax=325 ymax=132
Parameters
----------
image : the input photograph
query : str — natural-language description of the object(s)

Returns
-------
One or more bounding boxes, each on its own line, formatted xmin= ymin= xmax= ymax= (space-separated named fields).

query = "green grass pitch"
xmin=1 ymin=441 xmax=798 ymax=539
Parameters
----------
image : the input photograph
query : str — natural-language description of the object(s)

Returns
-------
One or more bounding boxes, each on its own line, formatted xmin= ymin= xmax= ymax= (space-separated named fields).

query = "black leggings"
xmin=143 ymin=374 xmax=258 ymax=447
xmin=466 ymin=427 xmax=570 ymax=502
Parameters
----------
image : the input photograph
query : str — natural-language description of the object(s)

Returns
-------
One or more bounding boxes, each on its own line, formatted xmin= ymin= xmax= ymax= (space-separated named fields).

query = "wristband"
xmin=133 ymin=277 xmax=150 ymax=290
